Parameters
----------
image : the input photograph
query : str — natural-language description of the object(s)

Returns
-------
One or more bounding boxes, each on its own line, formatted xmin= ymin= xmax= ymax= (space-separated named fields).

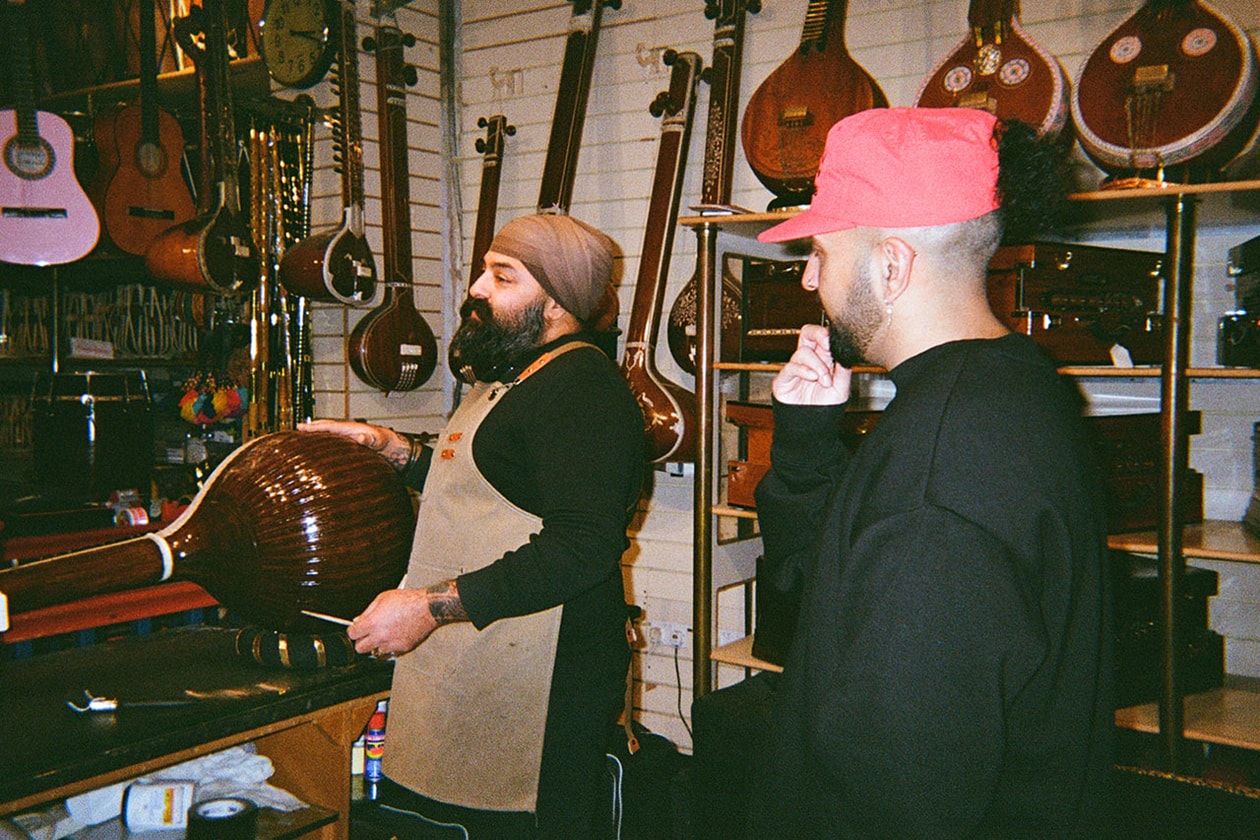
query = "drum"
xmin=31 ymin=370 xmax=154 ymax=503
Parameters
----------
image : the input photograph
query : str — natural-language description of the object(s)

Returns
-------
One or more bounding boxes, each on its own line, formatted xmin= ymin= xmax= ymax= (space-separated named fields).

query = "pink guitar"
xmin=0 ymin=0 xmax=100 ymax=266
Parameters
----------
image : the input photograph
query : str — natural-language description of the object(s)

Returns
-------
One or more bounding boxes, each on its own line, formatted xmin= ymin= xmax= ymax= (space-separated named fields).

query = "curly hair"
xmin=994 ymin=119 xmax=1071 ymax=243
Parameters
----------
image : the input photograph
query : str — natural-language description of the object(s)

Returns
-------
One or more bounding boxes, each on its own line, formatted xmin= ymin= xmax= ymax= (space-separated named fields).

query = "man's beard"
xmin=447 ymin=294 xmax=548 ymax=383
xmin=827 ymin=258 xmax=885 ymax=368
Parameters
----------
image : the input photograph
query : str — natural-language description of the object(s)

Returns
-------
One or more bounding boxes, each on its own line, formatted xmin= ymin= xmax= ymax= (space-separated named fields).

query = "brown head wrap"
xmin=487 ymin=214 xmax=616 ymax=322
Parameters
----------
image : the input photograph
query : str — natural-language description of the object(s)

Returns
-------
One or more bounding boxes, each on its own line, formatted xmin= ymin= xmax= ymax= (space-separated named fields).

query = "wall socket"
xmin=644 ymin=621 xmax=691 ymax=650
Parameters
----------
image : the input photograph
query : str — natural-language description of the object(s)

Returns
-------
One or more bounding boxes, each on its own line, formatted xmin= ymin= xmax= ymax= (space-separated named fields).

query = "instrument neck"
xmin=700 ymin=1 xmax=752 ymax=205
xmin=337 ymin=3 xmax=368 ymax=222
xmin=801 ymin=0 xmax=848 ymax=52
xmin=375 ymin=24 xmax=415 ymax=285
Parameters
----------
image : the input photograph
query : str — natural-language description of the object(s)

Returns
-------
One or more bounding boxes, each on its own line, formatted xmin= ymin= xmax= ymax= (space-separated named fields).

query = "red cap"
xmin=759 ymin=107 xmax=1001 ymax=243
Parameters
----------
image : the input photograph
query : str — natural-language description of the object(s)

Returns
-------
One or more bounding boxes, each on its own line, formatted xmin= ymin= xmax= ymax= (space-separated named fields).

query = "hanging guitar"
xmin=916 ymin=0 xmax=1071 ymax=140
xmin=347 ymin=9 xmax=438 ymax=393
xmin=666 ymin=0 xmax=760 ymax=375
xmin=741 ymin=0 xmax=888 ymax=208
xmin=279 ymin=2 xmax=378 ymax=306
xmin=0 ymin=0 xmax=100 ymax=266
xmin=620 ymin=50 xmax=703 ymax=464
xmin=1071 ymin=0 xmax=1260 ymax=183
xmin=144 ymin=0 xmax=259 ymax=295
xmin=95 ymin=0 xmax=197 ymax=256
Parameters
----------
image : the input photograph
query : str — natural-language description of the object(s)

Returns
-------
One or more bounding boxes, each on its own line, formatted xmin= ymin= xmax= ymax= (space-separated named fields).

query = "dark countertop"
xmin=0 ymin=626 xmax=393 ymax=810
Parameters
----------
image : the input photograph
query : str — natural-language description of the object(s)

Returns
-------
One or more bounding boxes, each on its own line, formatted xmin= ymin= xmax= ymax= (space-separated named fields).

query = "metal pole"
xmin=693 ymin=221 xmax=718 ymax=700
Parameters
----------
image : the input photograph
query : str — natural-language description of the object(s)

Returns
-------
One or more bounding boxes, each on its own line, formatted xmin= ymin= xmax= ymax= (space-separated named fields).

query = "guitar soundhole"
xmin=4 ymin=136 xmax=54 ymax=180
xmin=135 ymin=141 xmax=168 ymax=178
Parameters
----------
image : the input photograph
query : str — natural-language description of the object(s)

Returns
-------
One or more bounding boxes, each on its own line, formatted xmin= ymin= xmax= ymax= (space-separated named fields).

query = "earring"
xmin=884 ymin=300 xmax=893 ymax=328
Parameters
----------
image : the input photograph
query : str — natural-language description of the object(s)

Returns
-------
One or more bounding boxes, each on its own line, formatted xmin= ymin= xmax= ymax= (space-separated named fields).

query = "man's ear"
xmin=878 ymin=236 xmax=916 ymax=303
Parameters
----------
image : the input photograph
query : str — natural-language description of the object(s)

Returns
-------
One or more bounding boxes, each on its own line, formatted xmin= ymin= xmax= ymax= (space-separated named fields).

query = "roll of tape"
xmin=186 ymin=797 xmax=258 ymax=840
xmin=114 ymin=506 xmax=150 ymax=526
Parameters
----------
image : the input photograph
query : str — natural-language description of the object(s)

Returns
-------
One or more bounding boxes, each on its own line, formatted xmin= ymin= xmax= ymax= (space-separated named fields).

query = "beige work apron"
xmin=383 ymin=343 xmax=593 ymax=812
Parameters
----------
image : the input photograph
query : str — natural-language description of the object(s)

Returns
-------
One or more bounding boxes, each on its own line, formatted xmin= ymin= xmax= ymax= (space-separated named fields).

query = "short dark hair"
xmin=994 ymin=119 xmax=1070 ymax=244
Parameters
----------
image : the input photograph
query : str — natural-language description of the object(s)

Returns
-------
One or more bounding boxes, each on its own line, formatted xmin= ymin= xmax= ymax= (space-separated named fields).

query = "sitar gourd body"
xmin=0 ymin=431 xmax=415 ymax=634
xmin=1071 ymin=0 xmax=1260 ymax=179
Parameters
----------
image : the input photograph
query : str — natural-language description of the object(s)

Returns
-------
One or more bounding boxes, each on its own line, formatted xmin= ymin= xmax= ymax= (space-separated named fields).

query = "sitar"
xmin=666 ymin=0 xmax=760 ymax=375
xmin=740 ymin=0 xmax=888 ymax=208
xmin=96 ymin=0 xmax=196 ymax=256
xmin=144 ymin=0 xmax=259 ymax=296
xmin=916 ymin=0 xmax=1071 ymax=140
xmin=0 ymin=431 xmax=414 ymax=634
xmin=347 ymin=12 xmax=438 ymax=393
xmin=278 ymin=2 xmax=379 ymax=306
xmin=1071 ymin=0 xmax=1260 ymax=182
xmin=620 ymin=51 xmax=704 ymax=464
xmin=0 ymin=0 xmax=100 ymax=267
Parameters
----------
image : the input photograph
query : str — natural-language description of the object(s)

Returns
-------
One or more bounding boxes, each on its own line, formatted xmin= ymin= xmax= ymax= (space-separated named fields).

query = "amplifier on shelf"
xmin=737 ymin=255 xmax=825 ymax=363
xmin=987 ymin=242 xmax=1165 ymax=365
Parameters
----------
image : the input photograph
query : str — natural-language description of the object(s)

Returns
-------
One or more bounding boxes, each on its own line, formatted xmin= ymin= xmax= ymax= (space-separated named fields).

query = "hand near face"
xmin=771 ymin=323 xmax=852 ymax=406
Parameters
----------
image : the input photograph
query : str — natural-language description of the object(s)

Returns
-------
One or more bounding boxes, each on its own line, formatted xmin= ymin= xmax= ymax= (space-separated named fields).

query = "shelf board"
xmin=710 ymin=634 xmax=782 ymax=673
xmin=715 ymin=362 xmax=1260 ymax=379
xmin=1069 ymin=179 xmax=1260 ymax=202
xmin=712 ymin=503 xmax=758 ymax=520
xmin=1109 ymin=521 xmax=1260 ymax=563
xmin=1115 ymin=679 xmax=1260 ymax=751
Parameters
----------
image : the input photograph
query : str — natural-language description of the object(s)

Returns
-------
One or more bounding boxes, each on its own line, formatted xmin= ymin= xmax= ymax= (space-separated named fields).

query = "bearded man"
xmin=301 ymin=213 xmax=645 ymax=839
xmin=747 ymin=109 xmax=1114 ymax=837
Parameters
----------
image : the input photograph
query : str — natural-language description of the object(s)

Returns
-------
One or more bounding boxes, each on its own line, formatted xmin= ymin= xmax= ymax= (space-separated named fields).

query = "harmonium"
xmin=724 ymin=402 xmax=1202 ymax=534
xmin=1219 ymin=233 xmax=1260 ymax=367
xmin=733 ymin=254 xmax=823 ymax=362
xmin=987 ymin=242 xmax=1166 ymax=364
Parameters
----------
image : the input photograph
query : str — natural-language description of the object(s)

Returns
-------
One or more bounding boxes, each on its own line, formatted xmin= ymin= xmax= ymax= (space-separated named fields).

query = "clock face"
xmin=260 ymin=0 xmax=336 ymax=88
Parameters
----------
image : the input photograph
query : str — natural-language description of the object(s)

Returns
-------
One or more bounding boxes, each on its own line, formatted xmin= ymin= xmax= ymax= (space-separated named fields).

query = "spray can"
xmin=363 ymin=699 xmax=388 ymax=798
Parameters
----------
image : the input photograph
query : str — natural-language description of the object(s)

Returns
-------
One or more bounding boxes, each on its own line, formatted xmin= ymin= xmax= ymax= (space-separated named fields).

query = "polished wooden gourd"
xmin=0 ymin=431 xmax=415 ymax=634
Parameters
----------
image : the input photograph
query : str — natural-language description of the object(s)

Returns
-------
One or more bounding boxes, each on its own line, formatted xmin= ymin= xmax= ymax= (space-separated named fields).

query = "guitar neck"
xmin=375 ymin=22 xmax=415 ymax=286
xmin=139 ymin=0 xmax=160 ymax=143
xmin=7 ymin=2 xmax=37 ymax=140
xmin=536 ymin=0 xmax=606 ymax=213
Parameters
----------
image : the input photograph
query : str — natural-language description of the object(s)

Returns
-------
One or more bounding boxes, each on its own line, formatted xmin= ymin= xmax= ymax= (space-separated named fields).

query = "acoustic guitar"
xmin=95 ymin=0 xmax=196 ymax=256
xmin=0 ymin=0 xmax=100 ymax=266
xmin=620 ymin=51 xmax=704 ymax=464
xmin=666 ymin=0 xmax=759 ymax=375
xmin=1071 ymin=0 xmax=1260 ymax=182
xmin=916 ymin=0 xmax=1071 ymax=140
xmin=347 ymin=10 xmax=438 ymax=394
xmin=279 ymin=2 xmax=379 ymax=306
xmin=740 ymin=0 xmax=888 ymax=208
xmin=144 ymin=0 xmax=259 ymax=295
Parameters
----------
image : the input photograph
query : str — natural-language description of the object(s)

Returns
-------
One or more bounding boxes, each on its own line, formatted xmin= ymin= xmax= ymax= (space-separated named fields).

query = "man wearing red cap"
xmin=301 ymin=213 xmax=645 ymax=838
xmin=748 ymin=108 xmax=1112 ymax=836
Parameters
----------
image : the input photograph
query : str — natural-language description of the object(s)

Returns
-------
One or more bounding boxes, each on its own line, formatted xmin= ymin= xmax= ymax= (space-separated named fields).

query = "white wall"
xmin=293 ymin=0 xmax=1260 ymax=751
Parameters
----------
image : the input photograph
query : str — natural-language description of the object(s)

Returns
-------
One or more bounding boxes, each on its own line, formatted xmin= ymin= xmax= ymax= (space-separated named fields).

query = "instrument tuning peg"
xmin=605 ymin=0 xmax=622 ymax=9
xmin=700 ymin=66 xmax=713 ymax=84
xmin=475 ymin=138 xmax=486 ymax=153
xmin=663 ymin=49 xmax=679 ymax=67
xmin=477 ymin=116 xmax=488 ymax=128
xmin=704 ymin=0 xmax=719 ymax=20
xmin=506 ymin=124 xmax=516 ymax=136
xmin=748 ymin=0 xmax=762 ymax=13
xmin=404 ymin=65 xmax=418 ymax=86
xmin=403 ymin=33 xmax=416 ymax=48
xmin=649 ymin=91 xmax=673 ymax=118
xmin=362 ymin=35 xmax=377 ymax=52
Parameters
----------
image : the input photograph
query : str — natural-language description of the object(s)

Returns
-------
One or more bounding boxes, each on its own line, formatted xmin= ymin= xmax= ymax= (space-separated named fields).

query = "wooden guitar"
xmin=144 ymin=0 xmax=259 ymax=295
xmin=620 ymin=51 xmax=704 ymax=464
xmin=666 ymin=0 xmax=759 ymax=374
xmin=740 ymin=0 xmax=888 ymax=208
xmin=347 ymin=13 xmax=438 ymax=393
xmin=916 ymin=0 xmax=1071 ymax=140
xmin=1071 ymin=0 xmax=1260 ymax=181
xmin=96 ymin=0 xmax=196 ymax=256
xmin=0 ymin=0 xmax=100 ymax=267
xmin=279 ymin=2 xmax=379 ymax=305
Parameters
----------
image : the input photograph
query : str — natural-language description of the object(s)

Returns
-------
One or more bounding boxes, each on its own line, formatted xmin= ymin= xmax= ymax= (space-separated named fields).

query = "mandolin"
xmin=144 ymin=0 xmax=259 ymax=296
xmin=279 ymin=2 xmax=379 ymax=306
xmin=0 ymin=0 xmax=100 ymax=267
xmin=347 ymin=11 xmax=438 ymax=393
xmin=916 ymin=0 xmax=1071 ymax=140
xmin=740 ymin=0 xmax=888 ymax=208
xmin=666 ymin=0 xmax=759 ymax=375
xmin=620 ymin=51 xmax=704 ymax=464
xmin=95 ymin=0 xmax=196 ymax=256
xmin=0 ymin=431 xmax=414 ymax=634
xmin=1071 ymin=0 xmax=1260 ymax=182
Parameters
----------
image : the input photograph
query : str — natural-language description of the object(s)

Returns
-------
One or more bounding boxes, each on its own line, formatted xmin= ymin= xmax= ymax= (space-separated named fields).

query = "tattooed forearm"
xmin=425 ymin=579 xmax=469 ymax=625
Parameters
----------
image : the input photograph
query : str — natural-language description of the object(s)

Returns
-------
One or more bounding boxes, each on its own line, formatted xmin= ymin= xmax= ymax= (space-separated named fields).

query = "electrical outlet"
xmin=646 ymin=621 xmax=690 ymax=650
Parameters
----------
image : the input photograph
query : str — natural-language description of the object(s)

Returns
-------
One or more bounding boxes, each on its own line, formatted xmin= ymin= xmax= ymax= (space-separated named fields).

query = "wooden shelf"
xmin=714 ymin=361 xmax=1260 ymax=379
xmin=710 ymin=634 xmax=782 ymax=674
xmin=1109 ymin=521 xmax=1260 ymax=563
xmin=1116 ymin=679 xmax=1260 ymax=751
xmin=712 ymin=504 xmax=758 ymax=520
